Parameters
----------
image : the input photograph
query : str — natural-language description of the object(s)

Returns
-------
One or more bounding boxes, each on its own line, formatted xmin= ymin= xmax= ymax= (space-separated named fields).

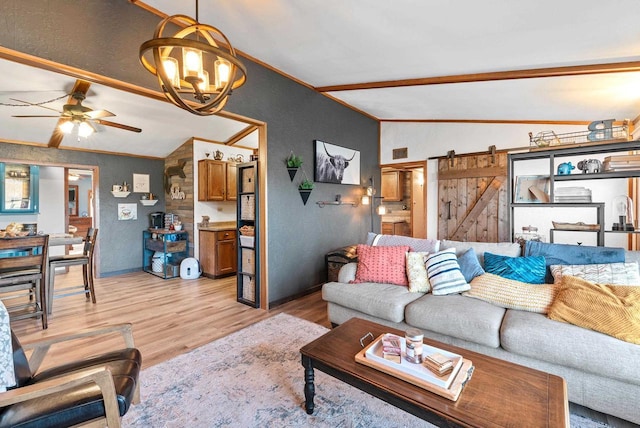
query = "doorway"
xmin=65 ymin=168 xmax=95 ymax=254
xmin=380 ymin=162 xmax=427 ymax=238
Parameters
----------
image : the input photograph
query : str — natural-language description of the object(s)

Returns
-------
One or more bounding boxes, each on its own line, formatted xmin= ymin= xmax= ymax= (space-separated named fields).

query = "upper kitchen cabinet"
xmin=198 ymin=160 xmax=237 ymax=202
xmin=0 ymin=163 xmax=39 ymax=214
xmin=381 ymin=170 xmax=404 ymax=201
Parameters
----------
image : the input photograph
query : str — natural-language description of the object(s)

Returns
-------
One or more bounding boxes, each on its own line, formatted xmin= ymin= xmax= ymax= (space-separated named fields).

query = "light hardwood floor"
xmin=9 ymin=267 xmax=637 ymax=427
xmin=11 ymin=266 xmax=329 ymax=370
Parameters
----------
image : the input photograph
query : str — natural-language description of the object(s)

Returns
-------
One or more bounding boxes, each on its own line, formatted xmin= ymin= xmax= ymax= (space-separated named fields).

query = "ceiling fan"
xmin=11 ymin=80 xmax=141 ymax=148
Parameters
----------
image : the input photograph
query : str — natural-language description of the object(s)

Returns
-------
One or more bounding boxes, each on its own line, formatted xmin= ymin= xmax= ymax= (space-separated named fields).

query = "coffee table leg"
xmin=302 ymin=355 xmax=315 ymax=414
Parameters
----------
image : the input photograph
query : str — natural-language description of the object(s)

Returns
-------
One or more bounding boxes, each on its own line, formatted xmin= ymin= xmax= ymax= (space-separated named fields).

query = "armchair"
xmin=0 ymin=323 xmax=141 ymax=428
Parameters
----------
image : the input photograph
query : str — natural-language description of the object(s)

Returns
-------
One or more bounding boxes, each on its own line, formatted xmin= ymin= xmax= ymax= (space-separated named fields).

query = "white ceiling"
xmin=144 ymin=0 xmax=640 ymax=123
xmin=2 ymin=1 xmax=640 ymax=158
xmin=0 ymin=60 xmax=257 ymax=158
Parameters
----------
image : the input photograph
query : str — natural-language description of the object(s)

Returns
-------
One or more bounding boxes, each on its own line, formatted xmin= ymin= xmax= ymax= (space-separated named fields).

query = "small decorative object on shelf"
xmin=529 ymin=119 xmax=630 ymax=150
xmin=612 ymin=195 xmax=635 ymax=231
xmin=556 ymin=162 xmax=574 ymax=175
xmin=552 ymin=221 xmax=600 ymax=231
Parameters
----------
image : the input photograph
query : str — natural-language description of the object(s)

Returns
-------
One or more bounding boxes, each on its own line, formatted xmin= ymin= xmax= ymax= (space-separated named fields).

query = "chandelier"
xmin=139 ymin=4 xmax=247 ymax=116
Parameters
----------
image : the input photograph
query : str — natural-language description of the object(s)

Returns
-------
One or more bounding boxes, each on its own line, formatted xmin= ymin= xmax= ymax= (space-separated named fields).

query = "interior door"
xmin=437 ymin=152 xmax=508 ymax=242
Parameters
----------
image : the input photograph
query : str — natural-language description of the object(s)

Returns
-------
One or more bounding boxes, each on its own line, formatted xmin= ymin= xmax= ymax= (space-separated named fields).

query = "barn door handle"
xmin=446 ymin=201 xmax=452 ymax=220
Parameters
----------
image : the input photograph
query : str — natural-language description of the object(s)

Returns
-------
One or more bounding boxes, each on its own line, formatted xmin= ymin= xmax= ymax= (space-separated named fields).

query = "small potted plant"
xmin=286 ymin=151 xmax=303 ymax=181
xmin=298 ymin=170 xmax=314 ymax=205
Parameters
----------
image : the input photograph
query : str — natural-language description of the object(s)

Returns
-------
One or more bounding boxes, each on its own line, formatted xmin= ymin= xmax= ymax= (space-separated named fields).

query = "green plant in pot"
xmin=298 ymin=171 xmax=314 ymax=205
xmin=286 ymin=151 xmax=303 ymax=181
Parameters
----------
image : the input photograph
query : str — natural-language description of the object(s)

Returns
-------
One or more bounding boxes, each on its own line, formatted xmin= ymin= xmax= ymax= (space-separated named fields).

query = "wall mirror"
xmin=68 ymin=184 xmax=78 ymax=216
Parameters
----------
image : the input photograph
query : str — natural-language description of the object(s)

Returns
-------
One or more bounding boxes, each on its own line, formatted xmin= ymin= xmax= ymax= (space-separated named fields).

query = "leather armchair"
xmin=0 ymin=324 xmax=141 ymax=428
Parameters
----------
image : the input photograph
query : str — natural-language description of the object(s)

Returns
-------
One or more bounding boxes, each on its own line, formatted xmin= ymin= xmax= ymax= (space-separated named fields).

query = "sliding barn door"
xmin=438 ymin=152 xmax=509 ymax=242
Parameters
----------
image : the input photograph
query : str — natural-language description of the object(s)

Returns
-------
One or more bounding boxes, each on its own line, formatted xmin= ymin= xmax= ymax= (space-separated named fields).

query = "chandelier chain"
xmin=0 ymin=93 xmax=69 ymax=108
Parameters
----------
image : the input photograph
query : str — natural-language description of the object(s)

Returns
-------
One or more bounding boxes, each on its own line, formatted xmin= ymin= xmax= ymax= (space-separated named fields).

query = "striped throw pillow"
xmin=425 ymin=248 xmax=470 ymax=295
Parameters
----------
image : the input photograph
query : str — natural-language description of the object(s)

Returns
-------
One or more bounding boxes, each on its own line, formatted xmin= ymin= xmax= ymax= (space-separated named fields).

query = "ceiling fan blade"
xmin=95 ymin=119 xmax=142 ymax=133
xmin=12 ymin=115 xmax=61 ymax=118
xmin=85 ymin=109 xmax=115 ymax=119
xmin=9 ymin=98 xmax=62 ymax=113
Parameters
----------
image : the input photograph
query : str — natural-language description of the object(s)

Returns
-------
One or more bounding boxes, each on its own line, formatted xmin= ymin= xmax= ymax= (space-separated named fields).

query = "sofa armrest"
xmin=338 ymin=262 xmax=358 ymax=283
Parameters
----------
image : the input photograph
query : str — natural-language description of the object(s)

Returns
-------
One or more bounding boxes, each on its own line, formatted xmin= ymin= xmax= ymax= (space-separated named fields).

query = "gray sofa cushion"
xmin=405 ymin=294 xmax=506 ymax=348
xmin=439 ymin=240 xmax=521 ymax=266
xmin=500 ymin=309 xmax=640 ymax=385
xmin=322 ymin=282 xmax=423 ymax=323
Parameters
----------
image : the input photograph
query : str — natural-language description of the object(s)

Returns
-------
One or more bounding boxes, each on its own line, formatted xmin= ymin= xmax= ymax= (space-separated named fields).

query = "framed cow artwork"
xmin=314 ymin=140 xmax=361 ymax=185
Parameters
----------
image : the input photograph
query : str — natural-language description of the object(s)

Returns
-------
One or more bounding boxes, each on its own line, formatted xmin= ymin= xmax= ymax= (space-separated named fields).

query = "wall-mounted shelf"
xmin=316 ymin=200 xmax=359 ymax=208
xmin=140 ymin=199 xmax=158 ymax=206
xmin=111 ymin=191 xmax=130 ymax=198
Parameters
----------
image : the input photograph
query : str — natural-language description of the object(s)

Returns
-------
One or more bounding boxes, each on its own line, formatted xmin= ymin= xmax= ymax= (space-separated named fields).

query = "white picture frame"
xmin=133 ymin=173 xmax=150 ymax=193
xmin=118 ymin=203 xmax=137 ymax=221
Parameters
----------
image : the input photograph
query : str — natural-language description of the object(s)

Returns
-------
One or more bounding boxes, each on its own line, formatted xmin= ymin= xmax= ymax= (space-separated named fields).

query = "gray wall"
xmin=0 ymin=0 xmax=379 ymax=302
xmin=0 ymin=143 xmax=165 ymax=276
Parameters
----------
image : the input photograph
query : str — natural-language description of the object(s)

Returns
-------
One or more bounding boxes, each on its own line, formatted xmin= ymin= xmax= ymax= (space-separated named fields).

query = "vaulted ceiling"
xmin=2 ymin=1 xmax=640 ymax=158
xmin=141 ymin=0 xmax=640 ymax=124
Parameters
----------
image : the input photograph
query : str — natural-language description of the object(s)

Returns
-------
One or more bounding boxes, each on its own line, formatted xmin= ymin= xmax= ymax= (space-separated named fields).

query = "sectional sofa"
xmin=322 ymin=234 xmax=640 ymax=424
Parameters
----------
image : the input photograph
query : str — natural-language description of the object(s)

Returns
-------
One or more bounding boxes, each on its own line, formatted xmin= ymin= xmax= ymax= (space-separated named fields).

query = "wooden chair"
xmin=0 ymin=235 xmax=49 ymax=329
xmin=48 ymin=228 xmax=98 ymax=314
xmin=0 ymin=323 xmax=141 ymax=428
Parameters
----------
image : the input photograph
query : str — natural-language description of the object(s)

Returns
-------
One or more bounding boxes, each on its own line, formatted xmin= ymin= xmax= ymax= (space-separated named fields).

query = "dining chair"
xmin=0 ymin=235 xmax=49 ymax=329
xmin=47 ymin=228 xmax=98 ymax=315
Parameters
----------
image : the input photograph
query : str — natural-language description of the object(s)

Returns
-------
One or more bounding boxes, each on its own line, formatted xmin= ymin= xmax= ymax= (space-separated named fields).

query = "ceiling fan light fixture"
xmin=59 ymin=120 xmax=74 ymax=134
xmin=78 ymin=121 xmax=94 ymax=138
xmin=139 ymin=6 xmax=247 ymax=116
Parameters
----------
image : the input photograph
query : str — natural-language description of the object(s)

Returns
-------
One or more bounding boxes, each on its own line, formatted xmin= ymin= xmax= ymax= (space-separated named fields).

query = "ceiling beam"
xmin=315 ymin=61 xmax=640 ymax=92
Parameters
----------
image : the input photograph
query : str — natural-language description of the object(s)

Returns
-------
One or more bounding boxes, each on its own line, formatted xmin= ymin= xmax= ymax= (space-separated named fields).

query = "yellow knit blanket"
xmin=547 ymin=275 xmax=640 ymax=345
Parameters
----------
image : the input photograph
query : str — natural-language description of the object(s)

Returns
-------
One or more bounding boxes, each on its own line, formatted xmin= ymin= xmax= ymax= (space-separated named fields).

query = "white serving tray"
xmin=364 ymin=334 xmax=463 ymax=390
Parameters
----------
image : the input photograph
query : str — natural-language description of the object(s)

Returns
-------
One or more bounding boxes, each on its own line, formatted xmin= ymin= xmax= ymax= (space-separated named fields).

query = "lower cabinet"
xmin=199 ymin=229 xmax=237 ymax=278
xmin=382 ymin=221 xmax=410 ymax=236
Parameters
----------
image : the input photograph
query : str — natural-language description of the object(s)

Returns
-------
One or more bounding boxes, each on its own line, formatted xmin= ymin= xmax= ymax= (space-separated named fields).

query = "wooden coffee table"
xmin=300 ymin=318 xmax=568 ymax=427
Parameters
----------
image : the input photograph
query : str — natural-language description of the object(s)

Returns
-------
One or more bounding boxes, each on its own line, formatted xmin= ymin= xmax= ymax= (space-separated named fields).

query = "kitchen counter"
xmin=199 ymin=221 xmax=237 ymax=232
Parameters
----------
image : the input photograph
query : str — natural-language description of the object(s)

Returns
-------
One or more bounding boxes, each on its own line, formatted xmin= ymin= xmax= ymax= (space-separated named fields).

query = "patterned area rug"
xmin=124 ymin=313 xmax=611 ymax=427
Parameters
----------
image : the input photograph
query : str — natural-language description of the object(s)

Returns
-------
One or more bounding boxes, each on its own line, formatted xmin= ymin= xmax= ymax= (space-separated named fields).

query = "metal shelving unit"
xmin=508 ymin=140 xmax=640 ymax=246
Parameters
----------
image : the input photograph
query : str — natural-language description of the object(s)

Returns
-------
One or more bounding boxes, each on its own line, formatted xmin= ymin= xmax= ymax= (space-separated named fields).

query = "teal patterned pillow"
xmin=484 ymin=252 xmax=546 ymax=284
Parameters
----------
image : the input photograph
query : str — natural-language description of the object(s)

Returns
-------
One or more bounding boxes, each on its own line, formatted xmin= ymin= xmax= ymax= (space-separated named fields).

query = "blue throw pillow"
xmin=457 ymin=248 xmax=485 ymax=282
xmin=523 ymin=241 xmax=625 ymax=284
xmin=484 ymin=252 xmax=546 ymax=284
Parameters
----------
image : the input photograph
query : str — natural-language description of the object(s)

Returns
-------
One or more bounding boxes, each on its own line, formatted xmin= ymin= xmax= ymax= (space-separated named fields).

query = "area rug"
xmin=123 ymin=313 xmax=611 ymax=427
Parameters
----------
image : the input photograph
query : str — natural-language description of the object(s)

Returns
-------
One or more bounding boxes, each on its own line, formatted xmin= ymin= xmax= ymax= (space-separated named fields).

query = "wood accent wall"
xmin=165 ymin=139 xmax=195 ymax=255
xmin=437 ymin=152 xmax=509 ymax=242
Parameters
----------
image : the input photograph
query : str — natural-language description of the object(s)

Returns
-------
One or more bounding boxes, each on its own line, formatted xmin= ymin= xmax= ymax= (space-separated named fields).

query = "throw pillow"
xmin=463 ymin=273 xmax=558 ymax=314
xmin=550 ymin=262 xmax=640 ymax=285
xmin=353 ymin=244 xmax=410 ymax=286
xmin=425 ymin=248 xmax=470 ymax=295
xmin=405 ymin=252 xmax=430 ymax=293
xmin=523 ymin=241 xmax=625 ymax=283
xmin=484 ymin=252 xmax=546 ymax=284
xmin=457 ymin=248 xmax=485 ymax=283
xmin=547 ymin=275 xmax=640 ymax=345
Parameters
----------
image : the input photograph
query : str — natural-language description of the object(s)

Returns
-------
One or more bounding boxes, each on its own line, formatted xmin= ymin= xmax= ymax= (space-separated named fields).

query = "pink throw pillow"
xmin=352 ymin=244 xmax=410 ymax=286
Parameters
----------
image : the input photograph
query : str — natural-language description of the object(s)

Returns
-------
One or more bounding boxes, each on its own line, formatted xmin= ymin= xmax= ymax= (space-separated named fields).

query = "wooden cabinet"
xmin=381 ymin=171 xmax=403 ymax=201
xmin=382 ymin=221 xmax=410 ymax=236
xmin=198 ymin=160 xmax=237 ymax=201
xmin=199 ymin=229 xmax=237 ymax=278
xmin=69 ymin=216 xmax=92 ymax=238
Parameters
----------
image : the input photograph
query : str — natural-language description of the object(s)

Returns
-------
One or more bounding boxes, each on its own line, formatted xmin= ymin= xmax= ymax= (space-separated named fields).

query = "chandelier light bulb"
xmin=183 ymin=47 xmax=203 ymax=78
xmin=214 ymin=58 xmax=231 ymax=89
xmin=162 ymin=57 xmax=181 ymax=89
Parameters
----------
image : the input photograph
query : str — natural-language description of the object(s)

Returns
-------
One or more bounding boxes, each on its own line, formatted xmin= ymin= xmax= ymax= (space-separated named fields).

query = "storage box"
xmin=242 ymin=168 xmax=255 ymax=193
xmin=240 ymin=195 xmax=255 ymax=220
xmin=242 ymin=248 xmax=255 ymax=274
xmin=239 ymin=235 xmax=254 ymax=248
xmin=242 ymin=275 xmax=255 ymax=302
xmin=146 ymin=238 xmax=187 ymax=253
